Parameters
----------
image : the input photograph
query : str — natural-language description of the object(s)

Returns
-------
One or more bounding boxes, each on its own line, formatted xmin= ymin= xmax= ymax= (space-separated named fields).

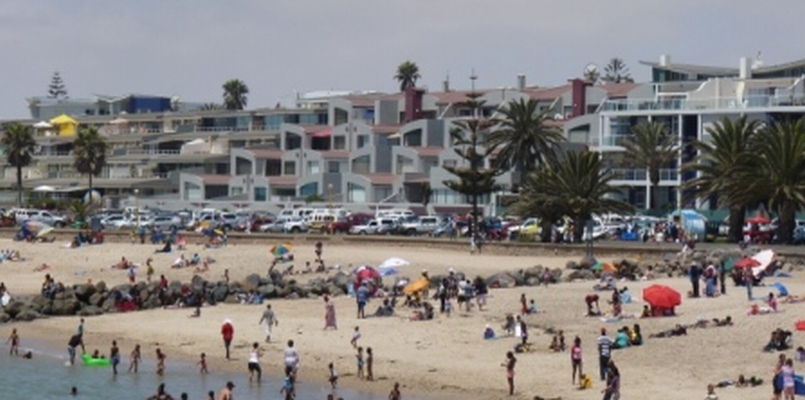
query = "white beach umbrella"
xmin=379 ymin=257 xmax=410 ymax=269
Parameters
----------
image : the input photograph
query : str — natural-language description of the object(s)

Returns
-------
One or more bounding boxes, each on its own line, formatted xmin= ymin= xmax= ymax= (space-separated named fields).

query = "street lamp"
xmin=327 ymin=183 xmax=333 ymax=209
xmin=134 ymin=189 xmax=140 ymax=226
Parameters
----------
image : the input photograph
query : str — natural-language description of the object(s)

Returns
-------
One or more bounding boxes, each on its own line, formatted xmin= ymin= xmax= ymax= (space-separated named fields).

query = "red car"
xmin=327 ymin=213 xmax=373 ymax=234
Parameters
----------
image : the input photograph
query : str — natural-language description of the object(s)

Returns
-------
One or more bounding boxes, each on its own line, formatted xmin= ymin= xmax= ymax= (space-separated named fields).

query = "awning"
xmin=32 ymin=185 xmax=57 ymax=192
xmin=109 ymin=117 xmax=128 ymax=125
xmin=312 ymin=129 xmax=332 ymax=138
xmin=33 ymin=121 xmax=53 ymax=128
xmin=49 ymin=114 xmax=78 ymax=125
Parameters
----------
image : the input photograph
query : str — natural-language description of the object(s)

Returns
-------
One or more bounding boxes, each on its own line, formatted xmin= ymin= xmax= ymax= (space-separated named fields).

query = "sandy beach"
xmin=0 ymin=238 xmax=800 ymax=400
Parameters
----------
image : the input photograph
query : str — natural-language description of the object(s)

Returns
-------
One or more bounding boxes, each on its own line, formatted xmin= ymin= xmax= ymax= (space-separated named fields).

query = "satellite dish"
xmin=584 ymin=63 xmax=600 ymax=83
xmin=170 ymin=96 xmax=181 ymax=111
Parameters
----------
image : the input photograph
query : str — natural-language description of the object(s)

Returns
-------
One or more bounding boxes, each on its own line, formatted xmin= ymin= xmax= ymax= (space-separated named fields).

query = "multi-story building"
xmin=585 ymin=55 xmax=805 ymax=210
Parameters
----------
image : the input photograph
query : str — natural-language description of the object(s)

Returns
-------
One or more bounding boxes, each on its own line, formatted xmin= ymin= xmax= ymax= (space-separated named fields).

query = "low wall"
xmin=9 ymin=228 xmax=805 ymax=260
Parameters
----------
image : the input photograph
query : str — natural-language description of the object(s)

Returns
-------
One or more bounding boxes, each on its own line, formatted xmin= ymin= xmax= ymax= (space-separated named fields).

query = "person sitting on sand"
xmin=768 ymin=292 xmax=779 ymax=312
xmin=578 ymin=373 xmax=592 ymax=390
xmin=484 ymin=324 xmax=496 ymax=340
xmin=630 ymin=324 xmax=643 ymax=346
xmin=171 ymin=254 xmax=186 ymax=269
xmin=704 ymin=383 xmax=718 ymax=400
xmin=189 ymin=253 xmax=201 ymax=266
xmin=585 ymin=294 xmax=601 ymax=316
xmin=528 ymin=299 xmax=538 ymax=314
xmin=640 ymin=305 xmax=652 ymax=318
xmin=613 ymin=327 xmax=630 ymax=349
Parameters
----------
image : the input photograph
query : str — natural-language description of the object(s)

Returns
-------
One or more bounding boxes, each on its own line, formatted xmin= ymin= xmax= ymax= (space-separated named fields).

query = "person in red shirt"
xmin=221 ymin=319 xmax=234 ymax=360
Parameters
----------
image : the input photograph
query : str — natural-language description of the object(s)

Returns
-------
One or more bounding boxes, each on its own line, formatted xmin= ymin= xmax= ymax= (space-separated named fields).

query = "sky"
xmin=2 ymin=0 xmax=805 ymax=118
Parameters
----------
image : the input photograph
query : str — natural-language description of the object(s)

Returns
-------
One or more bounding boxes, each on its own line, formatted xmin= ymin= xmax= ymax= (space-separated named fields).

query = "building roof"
xmin=431 ymin=90 xmax=491 ymax=104
xmin=754 ymin=58 xmax=805 ymax=74
xmin=638 ymin=60 xmax=739 ymax=76
xmin=411 ymin=147 xmax=443 ymax=157
xmin=359 ymin=173 xmax=398 ymax=185
xmin=522 ymin=85 xmax=571 ymax=100
xmin=199 ymin=174 xmax=232 ymax=185
xmin=248 ymin=148 xmax=283 ymax=159
xmin=598 ymin=82 xmax=642 ymax=97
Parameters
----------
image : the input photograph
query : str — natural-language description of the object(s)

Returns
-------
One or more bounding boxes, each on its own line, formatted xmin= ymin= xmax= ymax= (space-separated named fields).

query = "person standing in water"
xmin=67 ymin=334 xmax=82 ymax=366
xmin=128 ymin=344 xmax=141 ymax=373
xmin=258 ymin=304 xmax=278 ymax=343
xmin=110 ymin=340 xmax=120 ymax=375
xmin=155 ymin=348 xmax=166 ymax=376
xmin=216 ymin=381 xmax=234 ymax=400
xmin=76 ymin=318 xmax=86 ymax=353
xmin=388 ymin=382 xmax=401 ymax=400
xmin=248 ymin=342 xmax=263 ymax=383
xmin=7 ymin=328 xmax=19 ymax=356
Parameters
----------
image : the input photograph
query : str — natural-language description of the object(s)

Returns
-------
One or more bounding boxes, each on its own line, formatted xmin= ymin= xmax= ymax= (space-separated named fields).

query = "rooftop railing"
xmin=602 ymin=95 xmax=805 ymax=113
xmin=607 ymin=168 xmax=679 ymax=182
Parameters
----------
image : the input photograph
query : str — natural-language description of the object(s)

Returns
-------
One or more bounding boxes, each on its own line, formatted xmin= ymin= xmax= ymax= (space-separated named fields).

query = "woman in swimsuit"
xmin=502 ymin=351 xmax=517 ymax=396
xmin=156 ymin=348 xmax=166 ymax=376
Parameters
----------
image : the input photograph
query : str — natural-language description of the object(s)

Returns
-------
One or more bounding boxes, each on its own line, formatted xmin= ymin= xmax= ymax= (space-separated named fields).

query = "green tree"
xmin=443 ymin=92 xmax=501 ymax=240
xmin=47 ymin=71 xmax=68 ymax=99
xmin=394 ymin=61 xmax=421 ymax=92
xmin=489 ymin=98 xmax=564 ymax=187
xmin=222 ymin=79 xmax=249 ymax=110
xmin=73 ymin=126 xmax=109 ymax=196
xmin=684 ymin=116 xmax=761 ymax=242
xmin=622 ymin=121 xmax=679 ymax=210
xmin=1 ymin=123 xmax=36 ymax=206
xmin=602 ymin=58 xmax=634 ymax=84
xmin=200 ymin=102 xmax=223 ymax=111
xmin=734 ymin=118 xmax=805 ymax=244
xmin=517 ymin=151 xmax=631 ymax=242
xmin=420 ymin=182 xmax=433 ymax=213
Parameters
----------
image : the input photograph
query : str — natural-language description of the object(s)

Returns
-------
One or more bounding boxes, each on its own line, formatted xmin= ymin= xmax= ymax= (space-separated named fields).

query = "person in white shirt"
xmin=284 ymin=340 xmax=300 ymax=378
xmin=248 ymin=342 xmax=263 ymax=383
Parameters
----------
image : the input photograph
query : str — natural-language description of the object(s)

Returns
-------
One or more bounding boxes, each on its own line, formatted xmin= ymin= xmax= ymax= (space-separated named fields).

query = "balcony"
xmin=608 ymin=168 xmax=678 ymax=182
xmin=602 ymin=95 xmax=805 ymax=113
xmin=46 ymin=171 xmax=169 ymax=179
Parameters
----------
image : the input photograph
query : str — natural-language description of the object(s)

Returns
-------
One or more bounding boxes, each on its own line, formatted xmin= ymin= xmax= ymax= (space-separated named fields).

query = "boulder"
xmin=257 ymin=284 xmax=277 ymax=299
xmin=212 ymin=285 xmax=229 ymax=303
xmin=101 ymin=297 xmax=117 ymax=313
xmin=324 ymin=284 xmax=345 ymax=297
xmin=549 ymin=268 xmax=563 ymax=283
xmin=0 ymin=312 xmax=9 ymax=323
xmin=565 ymin=261 xmax=579 ymax=270
xmin=30 ymin=295 xmax=50 ymax=311
xmin=224 ymin=295 xmax=240 ymax=304
xmin=579 ymin=255 xmax=597 ymax=269
xmin=51 ymin=298 xmax=81 ymax=316
xmin=112 ymin=284 xmax=132 ymax=295
xmin=523 ymin=266 xmax=543 ymax=280
xmin=16 ymin=309 xmax=42 ymax=321
xmin=525 ymin=277 xmax=540 ymax=286
xmin=142 ymin=295 xmax=162 ymax=310
xmin=331 ymin=272 xmax=351 ymax=292
xmin=89 ymin=292 xmax=104 ymax=307
xmin=191 ymin=275 xmax=206 ymax=292
xmin=74 ymin=284 xmax=96 ymax=302
xmin=244 ymin=274 xmax=262 ymax=291
xmin=4 ymin=301 xmax=26 ymax=318
xmin=486 ymin=272 xmax=514 ymax=289
xmin=94 ymin=281 xmax=108 ymax=294
xmin=285 ymin=292 xmax=300 ymax=300
xmin=78 ymin=305 xmax=104 ymax=317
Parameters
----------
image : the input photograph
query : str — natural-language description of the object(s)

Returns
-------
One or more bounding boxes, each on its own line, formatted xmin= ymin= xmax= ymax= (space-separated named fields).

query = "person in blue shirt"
xmin=280 ymin=365 xmax=295 ymax=399
xmin=613 ymin=327 xmax=630 ymax=349
xmin=356 ymin=283 xmax=369 ymax=319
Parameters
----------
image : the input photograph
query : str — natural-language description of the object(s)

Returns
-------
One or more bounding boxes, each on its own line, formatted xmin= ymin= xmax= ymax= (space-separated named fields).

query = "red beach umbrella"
xmin=643 ymin=284 xmax=682 ymax=309
xmin=734 ymin=257 xmax=761 ymax=269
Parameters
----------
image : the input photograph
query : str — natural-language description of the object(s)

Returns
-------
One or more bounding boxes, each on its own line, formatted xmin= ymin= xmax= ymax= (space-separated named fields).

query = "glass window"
xmin=443 ymin=160 xmax=457 ymax=168
xmin=327 ymin=161 xmax=340 ymax=173
xmin=265 ymin=115 xmax=283 ymax=130
xmin=357 ymin=135 xmax=370 ymax=148
xmin=308 ymin=161 xmax=320 ymax=174
xmin=283 ymin=161 xmax=296 ymax=175
xmin=254 ymin=187 xmax=267 ymax=201
xmin=333 ymin=136 xmax=346 ymax=150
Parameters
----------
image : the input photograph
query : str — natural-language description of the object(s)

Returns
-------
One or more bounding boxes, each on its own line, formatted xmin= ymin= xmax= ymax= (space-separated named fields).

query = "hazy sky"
xmin=2 ymin=0 xmax=805 ymax=118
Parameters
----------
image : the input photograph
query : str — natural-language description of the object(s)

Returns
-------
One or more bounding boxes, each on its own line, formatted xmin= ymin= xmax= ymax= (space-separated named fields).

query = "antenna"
xmin=470 ymin=68 xmax=478 ymax=92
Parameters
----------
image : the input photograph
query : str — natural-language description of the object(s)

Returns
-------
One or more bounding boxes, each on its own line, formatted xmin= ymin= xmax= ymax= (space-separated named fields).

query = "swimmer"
xmin=7 ymin=328 xmax=19 ymax=356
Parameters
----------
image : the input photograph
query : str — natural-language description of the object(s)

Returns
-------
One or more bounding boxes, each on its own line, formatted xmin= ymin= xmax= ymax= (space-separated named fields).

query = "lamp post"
xmin=134 ymin=189 xmax=140 ymax=227
xmin=327 ymin=183 xmax=333 ymax=209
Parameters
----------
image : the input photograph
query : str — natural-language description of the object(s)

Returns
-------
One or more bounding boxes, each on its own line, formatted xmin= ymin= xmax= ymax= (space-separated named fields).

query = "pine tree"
xmin=48 ymin=71 xmax=68 ymax=100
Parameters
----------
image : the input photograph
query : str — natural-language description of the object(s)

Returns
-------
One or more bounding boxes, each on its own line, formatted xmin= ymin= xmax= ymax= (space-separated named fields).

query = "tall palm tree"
xmin=73 ymin=126 xmax=109 ymax=197
xmin=622 ymin=121 xmax=679 ymax=211
xmin=683 ymin=116 xmax=761 ymax=242
xmin=518 ymin=150 xmax=631 ymax=242
xmin=222 ymin=79 xmax=249 ymax=110
xmin=489 ymin=98 xmax=564 ymax=185
xmin=602 ymin=58 xmax=634 ymax=83
xmin=394 ymin=61 xmax=421 ymax=92
xmin=1 ymin=123 xmax=36 ymax=206
xmin=734 ymin=118 xmax=805 ymax=244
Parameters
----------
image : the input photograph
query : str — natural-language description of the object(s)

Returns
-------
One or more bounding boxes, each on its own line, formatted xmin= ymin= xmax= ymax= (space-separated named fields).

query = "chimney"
xmin=659 ymin=54 xmax=670 ymax=67
xmin=517 ymin=74 xmax=526 ymax=91
xmin=739 ymin=57 xmax=752 ymax=79
xmin=442 ymin=79 xmax=450 ymax=92
xmin=571 ymin=78 xmax=586 ymax=119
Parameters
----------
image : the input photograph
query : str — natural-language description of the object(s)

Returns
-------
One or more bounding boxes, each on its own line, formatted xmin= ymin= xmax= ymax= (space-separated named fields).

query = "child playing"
xmin=7 ymin=328 xmax=19 ymax=356
xmin=328 ymin=362 xmax=338 ymax=388
xmin=528 ymin=299 xmax=537 ymax=314
xmin=578 ymin=373 xmax=592 ymax=390
xmin=280 ymin=366 xmax=296 ymax=400
xmin=503 ymin=314 xmax=515 ymax=336
xmin=198 ymin=352 xmax=208 ymax=374
xmin=128 ymin=344 xmax=141 ymax=373
xmin=356 ymin=347 xmax=365 ymax=380
xmin=351 ymin=326 xmax=361 ymax=348
xmin=571 ymin=336 xmax=582 ymax=385
xmin=520 ymin=293 xmax=528 ymax=316
xmin=444 ymin=297 xmax=452 ymax=317
xmin=366 ymin=347 xmax=374 ymax=381
xmin=549 ymin=335 xmax=560 ymax=352
xmin=558 ymin=330 xmax=566 ymax=351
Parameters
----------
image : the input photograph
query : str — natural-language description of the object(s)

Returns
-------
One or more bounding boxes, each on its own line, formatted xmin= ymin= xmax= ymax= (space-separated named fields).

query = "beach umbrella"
xmin=403 ymin=278 xmax=430 ymax=294
xmin=379 ymin=257 xmax=410 ymax=269
xmin=270 ymin=243 xmax=293 ymax=257
xmin=642 ymin=284 xmax=682 ymax=309
xmin=734 ymin=257 xmax=761 ymax=269
xmin=592 ymin=262 xmax=617 ymax=273
xmin=773 ymin=282 xmax=790 ymax=297
xmin=356 ymin=266 xmax=380 ymax=281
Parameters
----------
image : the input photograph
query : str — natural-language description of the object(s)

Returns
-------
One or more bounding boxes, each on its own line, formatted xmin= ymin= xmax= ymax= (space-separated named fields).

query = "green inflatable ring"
xmin=81 ymin=353 xmax=111 ymax=367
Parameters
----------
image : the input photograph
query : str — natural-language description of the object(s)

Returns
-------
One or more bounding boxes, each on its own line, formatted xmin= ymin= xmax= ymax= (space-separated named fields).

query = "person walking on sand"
xmin=110 ymin=340 xmax=120 ymax=375
xmin=571 ymin=336 xmax=583 ymax=385
xmin=221 ymin=319 xmax=234 ymax=360
xmin=324 ymin=295 xmax=337 ymax=330
xmin=7 ymin=328 xmax=19 ymax=356
xmin=597 ymin=328 xmax=612 ymax=381
xmin=602 ymin=359 xmax=620 ymax=400
xmin=129 ymin=344 xmax=141 ymax=373
xmin=501 ymin=351 xmax=517 ymax=396
xmin=259 ymin=304 xmax=278 ymax=343
xmin=248 ymin=342 xmax=263 ymax=383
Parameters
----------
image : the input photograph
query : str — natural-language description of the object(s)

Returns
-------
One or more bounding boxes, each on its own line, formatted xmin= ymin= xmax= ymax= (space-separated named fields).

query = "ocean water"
xmin=0 ymin=342 xmax=426 ymax=400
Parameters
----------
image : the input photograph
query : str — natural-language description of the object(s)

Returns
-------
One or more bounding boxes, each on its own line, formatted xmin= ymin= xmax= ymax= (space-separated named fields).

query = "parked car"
xmin=400 ymin=216 xmax=441 ymax=236
xmin=140 ymin=215 xmax=182 ymax=230
xmin=350 ymin=219 xmax=382 ymax=235
xmin=375 ymin=218 xmax=402 ymax=235
xmin=328 ymin=213 xmax=373 ymax=234
xmin=101 ymin=214 xmax=134 ymax=230
xmin=259 ymin=220 xmax=287 ymax=233
xmin=282 ymin=217 xmax=309 ymax=233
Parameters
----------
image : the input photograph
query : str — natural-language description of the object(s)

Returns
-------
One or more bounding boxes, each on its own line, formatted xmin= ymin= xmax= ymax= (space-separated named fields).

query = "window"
xmin=307 ymin=161 xmax=320 ymax=174
xmin=254 ymin=187 xmax=267 ymax=201
xmin=283 ymin=161 xmax=296 ymax=175
xmin=333 ymin=136 xmax=346 ymax=150
xmin=357 ymin=135 xmax=369 ymax=148
xmin=442 ymin=160 xmax=457 ymax=168
xmin=328 ymin=161 xmax=340 ymax=173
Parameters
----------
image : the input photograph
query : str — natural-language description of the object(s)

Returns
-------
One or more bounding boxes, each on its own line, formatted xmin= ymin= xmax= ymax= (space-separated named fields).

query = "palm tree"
xmin=394 ymin=61 xmax=421 ymax=92
xmin=222 ymin=79 xmax=249 ymax=110
xmin=489 ymin=98 xmax=564 ymax=185
xmin=621 ymin=121 xmax=679 ymax=211
xmin=602 ymin=58 xmax=634 ymax=83
xmin=1 ymin=123 xmax=36 ymax=206
xmin=420 ymin=182 xmax=433 ymax=212
xmin=734 ymin=118 xmax=805 ymax=244
xmin=200 ymin=103 xmax=223 ymax=111
xmin=684 ymin=116 xmax=761 ymax=242
xmin=517 ymin=151 xmax=631 ymax=242
xmin=73 ymin=126 xmax=109 ymax=197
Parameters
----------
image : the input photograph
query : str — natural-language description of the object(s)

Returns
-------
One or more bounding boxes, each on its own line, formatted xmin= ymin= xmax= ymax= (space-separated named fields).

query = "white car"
xmin=101 ymin=214 xmax=134 ymax=229
xmin=282 ymin=218 xmax=309 ymax=234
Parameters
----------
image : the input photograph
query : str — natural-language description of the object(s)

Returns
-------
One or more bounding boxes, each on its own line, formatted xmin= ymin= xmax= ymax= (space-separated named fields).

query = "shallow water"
xmin=0 ymin=342 xmax=425 ymax=400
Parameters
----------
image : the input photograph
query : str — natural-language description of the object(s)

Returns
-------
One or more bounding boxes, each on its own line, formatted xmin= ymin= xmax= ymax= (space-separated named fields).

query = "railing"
xmin=46 ymin=171 xmax=169 ymax=180
xmin=121 ymin=149 xmax=181 ymax=156
xmin=602 ymin=95 xmax=805 ymax=113
xmin=608 ymin=168 xmax=679 ymax=182
xmin=195 ymin=126 xmax=234 ymax=132
xmin=35 ymin=151 xmax=72 ymax=157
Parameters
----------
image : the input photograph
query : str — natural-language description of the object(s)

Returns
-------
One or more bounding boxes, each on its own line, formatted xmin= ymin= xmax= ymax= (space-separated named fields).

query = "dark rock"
xmin=78 ymin=305 xmax=104 ymax=317
xmin=16 ymin=309 xmax=42 ymax=321
xmin=30 ymin=295 xmax=50 ymax=310
xmin=525 ymin=277 xmax=540 ymax=286
xmin=257 ymin=284 xmax=277 ymax=298
xmin=101 ymin=297 xmax=116 ymax=313
xmin=523 ymin=266 xmax=543 ymax=280
xmin=89 ymin=292 xmax=104 ymax=307
xmin=94 ymin=281 xmax=108 ymax=294
xmin=331 ymin=271 xmax=351 ymax=292
xmin=210 ymin=285 xmax=228 ymax=303
xmin=4 ymin=301 xmax=26 ymax=318
xmin=244 ymin=274 xmax=262 ymax=291
xmin=324 ymin=284 xmax=344 ymax=297
xmin=224 ymin=295 xmax=240 ymax=304
xmin=142 ymin=295 xmax=161 ymax=310
xmin=112 ymin=284 xmax=132 ymax=295
xmin=565 ymin=261 xmax=579 ymax=270
xmin=74 ymin=284 xmax=96 ymax=302
xmin=0 ymin=312 xmax=9 ymax=323
xmin=285 ymin=292 xmax=300 ymax=300
xmin=486 ymin=272 xmax=514 ymax=289
xmin=579 ymin=256 xmax=597 ymax=269
xmin=51 ymin=298 xmax=81 ymax=316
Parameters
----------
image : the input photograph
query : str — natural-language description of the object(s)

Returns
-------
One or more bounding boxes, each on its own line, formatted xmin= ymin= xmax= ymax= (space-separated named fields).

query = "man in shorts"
xmin=258 ymin=304 xmax=278 ymax=343
xmin=68 ymin=334 xmax=82 ymax=365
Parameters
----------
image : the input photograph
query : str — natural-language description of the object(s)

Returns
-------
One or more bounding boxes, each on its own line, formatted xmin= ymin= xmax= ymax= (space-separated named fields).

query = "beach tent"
xmin=734 ymin=257 xmax=761 ymax=269
xmin=643 ymin=284 xmax=681 ymax=310
xmin=49 ymin=114 xmax=78 ymax=137
xmin=773 ymin=282 xmax=790 ymax=297
xmin=379 ymin=257 xmax=410 ymax=269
